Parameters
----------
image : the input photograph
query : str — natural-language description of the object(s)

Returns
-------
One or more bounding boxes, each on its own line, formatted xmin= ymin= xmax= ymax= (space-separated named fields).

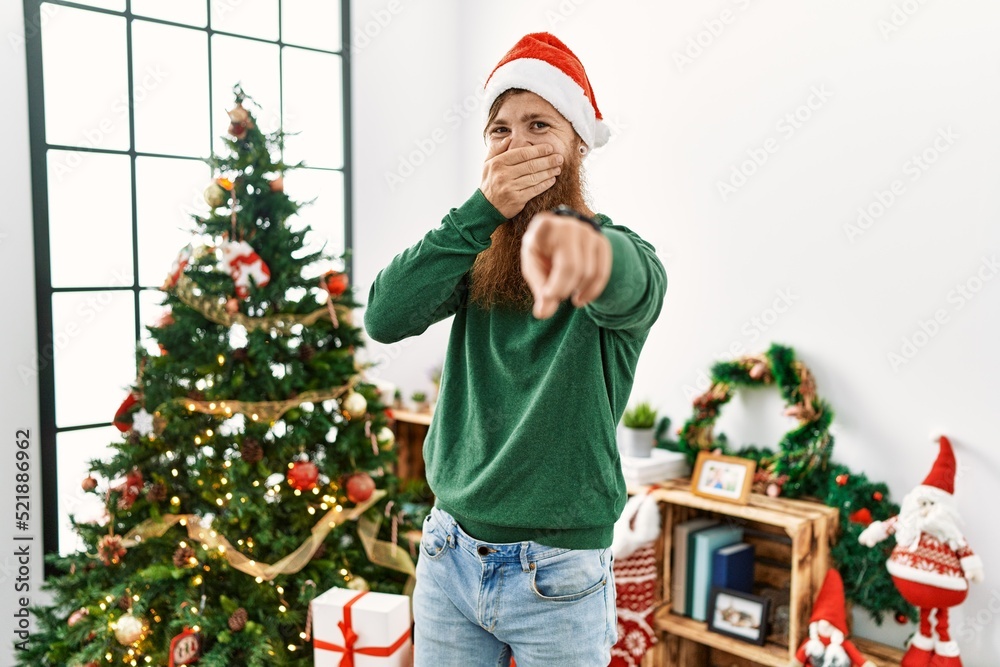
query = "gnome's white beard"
xmin=896 ymin=490 xmax=964 ymax=550
xmin=807 ymin=624 xmax=850 ymax=667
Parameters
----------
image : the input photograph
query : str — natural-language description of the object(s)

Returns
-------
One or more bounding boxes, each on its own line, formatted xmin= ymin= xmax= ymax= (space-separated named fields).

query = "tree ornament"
xmin=98 ymin=535 xmax=127 ymax=566
xmin=848 ymin=508 xmax=873 ymax=526
xmin=204 ymin=182 xmax=228 ymax=208
xmin=227 ymin=103 xmax=254 ymax=140
xmin=231 ymin=347 xmax=249 ymax=362
xmin=859 ymin=435 xmax=984 ymax=666
xmin=228 ymin=607 xmax=248 ymax=632
xmin=298 ymin=343 xmax=315 ymax=362
xmin=322 ymin=270 xmax=349 ymax=297
xmin=162 ymin=244 xmax=193 ymax=290
xmin=169 ymin=627 xmax=201 ymax=665
xmin=219 ymin=239 xmax=271 ymax=299
xmin=872 ymin=491 xmax=883 ymax=502
xmin=240 ymin=438 xmax=263 ymax=464
xmin=287 ymin=461 xmax=319 ymax=491
xmin=147 ymin=482 xmax=167 ymax=503
xmin=836 ymin=474 xmax=849 ymax=486
xmin=342 ymin=391 xmax=367 ymax=419
xmin=117 ymin=594 xmax=131 ymax=611
xmin=268 ymin=176 xmax=283 ymax=192
xmin=131 ymin=408 xmax=154 ymax=436
xmin=114 ymin=468 xmax=145 ymax=510
xmin=113 ymin=391 xmax=141 ymax=433
xmin=225 ymin=297 xmax=240 ymax=315
xmin=67 ymin=607 xmax=88 ymax=627
xmin=376 ymin=426 xmax=396 ymax=450
xmin=114 ymin=612 xmax=145 ymax=645
xmin=81 ymin=476 xmax=97 ymax=492
xmin=346 ymin=472 xmax=375 ymax=504
xmin=346 ymin=575 xmax=369 ymax=591
xmin=895 ymin=612 xmax=908 ymax=625
xmin=311 ymin=542 xmax=327 ymax=561
xmin=173 ymin=544 xmax=196 ymax=568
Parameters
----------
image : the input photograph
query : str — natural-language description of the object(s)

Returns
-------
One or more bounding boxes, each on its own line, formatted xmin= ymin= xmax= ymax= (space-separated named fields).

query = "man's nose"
xmin=508 ymin=129 xmax=534 ymax=150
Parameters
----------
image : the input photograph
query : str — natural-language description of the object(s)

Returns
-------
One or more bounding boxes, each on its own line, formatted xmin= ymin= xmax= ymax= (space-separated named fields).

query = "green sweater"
xmin=364 ymin=190 xmax=666 ymax=549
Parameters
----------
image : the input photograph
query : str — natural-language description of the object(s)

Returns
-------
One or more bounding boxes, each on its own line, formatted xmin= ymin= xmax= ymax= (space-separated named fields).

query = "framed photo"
xmin=707 ymin=587 xmax=770 ymax=646
xmin=691 ymin=451 xmax=756 ymax=505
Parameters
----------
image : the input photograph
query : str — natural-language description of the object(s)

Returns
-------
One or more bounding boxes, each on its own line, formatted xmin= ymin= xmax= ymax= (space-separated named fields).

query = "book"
xmin=690 ymin=525 xmax=744 ymax=622
xmin=711 ymin=542 xmax=755 ymax=594
xmin=670 ymin=518 xmax=718 ymax=615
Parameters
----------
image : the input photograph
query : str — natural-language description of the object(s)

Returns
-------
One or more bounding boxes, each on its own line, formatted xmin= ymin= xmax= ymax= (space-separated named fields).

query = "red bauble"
xmin=849 ymin=507 xmax=873 ymax=526
xmin=322 ymin=271 xmax=349 ymax=297
xmin=269 ymin=176 xmax=284 ymax=192
xmin=873 ymin=491 xmax=884 ymax=502
xmin=81 ymin=476 xmax=97 ymax=492
xmin=896 ymin=612 xmax=908 ymax=624
xmin=345 ymin=472 xmax=375 ymax=504
xmin=836 ymin=474 xmax=849 ymax=486
xmin=287 ymin=461 xmax=319 ymax=491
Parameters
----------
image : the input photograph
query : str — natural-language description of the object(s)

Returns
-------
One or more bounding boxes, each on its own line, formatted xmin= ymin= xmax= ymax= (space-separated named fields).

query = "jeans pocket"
xmin=419 ymin=509 xmax=451 ymax=560
xmin=530 ymin=547 xmax=608 ymax=602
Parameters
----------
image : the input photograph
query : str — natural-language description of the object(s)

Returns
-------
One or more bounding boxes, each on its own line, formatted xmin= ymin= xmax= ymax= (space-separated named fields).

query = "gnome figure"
xmin=791 ymin=569 xmax=875 ymax=667
xmin=859 ymin=435 xmax=984 ymax=667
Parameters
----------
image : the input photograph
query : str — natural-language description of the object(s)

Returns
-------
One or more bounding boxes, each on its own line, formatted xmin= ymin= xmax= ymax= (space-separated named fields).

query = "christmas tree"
xmin=19 ymin=86 xmax=420 ymax=667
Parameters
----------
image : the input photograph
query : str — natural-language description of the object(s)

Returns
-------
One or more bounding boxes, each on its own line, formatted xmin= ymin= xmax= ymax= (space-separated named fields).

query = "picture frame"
xmin=707 ymin=587 xmax=770 ymax=646
xmin=691 ymin=451 xmax=756 ymax=505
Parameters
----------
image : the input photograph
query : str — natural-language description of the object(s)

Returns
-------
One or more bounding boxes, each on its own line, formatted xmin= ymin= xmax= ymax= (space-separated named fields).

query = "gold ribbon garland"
xmin=170 ymin=273 xmax=353 ymax=334
xmin=165 ymin=379 xmax=360 ymax=424
xmin=120 ymin=489 xmax=415 ymax=584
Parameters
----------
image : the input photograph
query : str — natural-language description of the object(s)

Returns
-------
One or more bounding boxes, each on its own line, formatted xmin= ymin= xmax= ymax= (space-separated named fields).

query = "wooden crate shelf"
xmin=630 ymin=479 xmax=904 ymax=667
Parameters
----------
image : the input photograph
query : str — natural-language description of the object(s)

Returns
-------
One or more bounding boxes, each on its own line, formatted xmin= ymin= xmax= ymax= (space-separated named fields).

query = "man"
xmin=365 ymin=33 xmax=666 ymax=666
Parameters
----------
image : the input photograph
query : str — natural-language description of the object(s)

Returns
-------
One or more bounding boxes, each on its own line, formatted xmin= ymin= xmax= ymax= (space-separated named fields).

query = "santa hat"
xmin=921 ymin=434 xmax=957 ymax=495
xmin=483 ymin=32 xmax=610 ymax=150
xmin=809 ymin=569 xmax=848 ymax=634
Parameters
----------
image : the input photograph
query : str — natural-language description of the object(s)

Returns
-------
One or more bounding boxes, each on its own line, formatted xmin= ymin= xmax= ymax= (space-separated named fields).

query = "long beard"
xmin=896 ymin=492 xmax=964 ymax=548
xmin=467 ymin=152 xmax=588 ymax=311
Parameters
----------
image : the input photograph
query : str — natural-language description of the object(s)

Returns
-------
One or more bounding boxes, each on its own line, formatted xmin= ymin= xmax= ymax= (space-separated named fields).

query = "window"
xmin=23 ymin=0 xmax=352 ymax=557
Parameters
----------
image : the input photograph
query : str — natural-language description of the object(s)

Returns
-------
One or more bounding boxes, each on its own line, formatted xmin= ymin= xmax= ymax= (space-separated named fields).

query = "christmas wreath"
xmin=663 ymin=343 xmax=915 ymax=624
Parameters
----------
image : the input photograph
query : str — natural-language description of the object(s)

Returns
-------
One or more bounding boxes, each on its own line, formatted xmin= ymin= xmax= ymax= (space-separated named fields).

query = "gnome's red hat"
xmin=809 ymin=569 xmax=848 ymax=635
xmin=483 ymin=32 xmax=610 ymax=150
xmin=922 ymin=435 xmax=957 ymax=495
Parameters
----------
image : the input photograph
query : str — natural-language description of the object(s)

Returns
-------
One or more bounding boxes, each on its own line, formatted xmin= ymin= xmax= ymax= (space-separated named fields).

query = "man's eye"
xmin=492 ymin=127 xmax=509 ymax=134
xmin=533 ymin=121 xmax=549 ymax=129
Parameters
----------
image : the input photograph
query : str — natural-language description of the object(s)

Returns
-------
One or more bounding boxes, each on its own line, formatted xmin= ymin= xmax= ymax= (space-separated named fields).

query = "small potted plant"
xmin=391 ymin=388 xmax=404 ymax=410
xmin=620 ymin=401 xmax=658 ymax=458
xmin=411 ymin=390 xmax=429 ymax=414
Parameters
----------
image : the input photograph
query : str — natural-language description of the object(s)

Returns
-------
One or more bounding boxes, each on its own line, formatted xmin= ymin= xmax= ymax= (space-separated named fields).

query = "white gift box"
xmin=312 ymin=587 xmax=412 ymax=667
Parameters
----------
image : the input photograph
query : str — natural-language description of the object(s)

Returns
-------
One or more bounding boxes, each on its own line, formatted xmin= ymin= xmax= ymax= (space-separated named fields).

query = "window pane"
xmin=139 ymin=289 xmax=169 ymax=357
xmin=282 ymin=0 xmax=341 ymax=51
xmin=41 ymin=5 xmax=130 ymax=150
xmin=212 ymin=35 xmax=281 ymax=154
xmin=136 ymin=157 xmax=211 ymax=287
xmin=284 ymin=168 xmax=345 ymax=267
xmin=52 ymin=291 xmax=136 ymax=428
xmin=57 ymin=426 xmax=120 ymax=555
xmin=282 ymin=48 xmax=343 ymax=169
xmin=132 ymin=0 xmax=207 ymax=27
xmin=47 ymin=150 xmax=134 ymax=288
xmin=62 ymin=0 xmax=124 ymax=11
xmin=132 ymin=21 xmax=209 ymax=157
xmin=210 ymin=0 xmax=278 ymax=41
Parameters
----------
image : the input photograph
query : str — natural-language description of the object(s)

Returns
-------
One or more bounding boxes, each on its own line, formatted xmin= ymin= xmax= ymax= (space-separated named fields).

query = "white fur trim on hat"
xmin=484 ymin=58 xmax=610 ymax=150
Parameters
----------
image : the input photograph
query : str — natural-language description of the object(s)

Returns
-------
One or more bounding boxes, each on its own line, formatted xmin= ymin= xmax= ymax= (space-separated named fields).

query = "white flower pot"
xmin=619 ymin=427 xmax=655 ymax=458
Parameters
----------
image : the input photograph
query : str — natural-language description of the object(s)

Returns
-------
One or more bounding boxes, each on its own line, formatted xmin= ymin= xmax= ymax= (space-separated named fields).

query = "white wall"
xmin=353 ymin=0 xmax=1000 ymax=662
xmin=1 ymin=2 xmax=43 ymax=664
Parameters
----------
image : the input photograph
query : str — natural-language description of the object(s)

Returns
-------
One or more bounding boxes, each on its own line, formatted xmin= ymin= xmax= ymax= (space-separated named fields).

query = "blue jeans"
xmin=413 ymin=507 xmax=617 ymax=667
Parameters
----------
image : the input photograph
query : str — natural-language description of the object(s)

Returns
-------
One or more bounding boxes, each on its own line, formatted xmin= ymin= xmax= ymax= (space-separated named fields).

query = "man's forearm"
xmin=363 ymin=190 xmax=506 ymax=344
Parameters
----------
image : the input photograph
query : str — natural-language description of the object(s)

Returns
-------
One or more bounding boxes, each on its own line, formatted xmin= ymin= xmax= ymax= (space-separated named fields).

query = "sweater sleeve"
xmin=584 ymin=222 xmax=667 ymax=337
xmin=364 ymin=190 xmax=506 ymax=344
